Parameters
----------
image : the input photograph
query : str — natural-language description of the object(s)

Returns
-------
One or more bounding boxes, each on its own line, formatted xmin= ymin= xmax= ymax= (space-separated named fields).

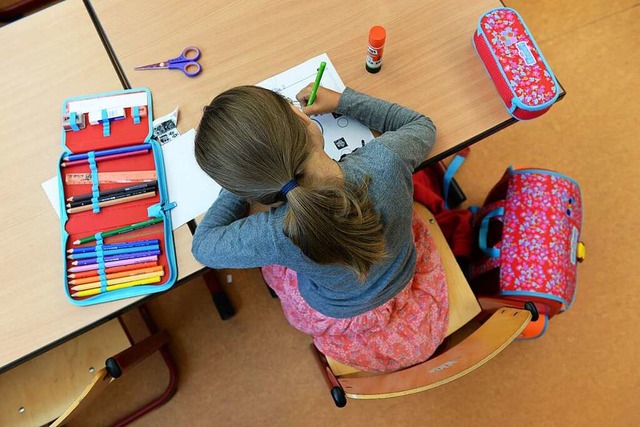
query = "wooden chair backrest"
xmin=0 ymin=319 xmax=130 ymax=426
xmin=339 ymin=307 xmax=531 ymax=398
xmin=50 ymin=367 xmax=114 ymax=427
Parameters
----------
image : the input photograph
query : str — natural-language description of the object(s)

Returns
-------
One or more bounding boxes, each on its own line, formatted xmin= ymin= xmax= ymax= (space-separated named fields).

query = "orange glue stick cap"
xmin=366 ymin=26 xmax=386 ymax=73
xmin=369 ymin=26 xmax=386 ymax=48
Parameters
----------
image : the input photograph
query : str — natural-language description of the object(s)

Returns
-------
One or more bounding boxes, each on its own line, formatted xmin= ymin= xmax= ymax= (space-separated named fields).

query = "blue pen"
xmin=64 ymin=143 xmax=152 ymax=162
xmin=67 ymin=239 xmax=160 ymax=254
xmin=68 ymin=244 xmax=160 ymax=260
xmin=72 ymin=250 xmax=162 ymax=266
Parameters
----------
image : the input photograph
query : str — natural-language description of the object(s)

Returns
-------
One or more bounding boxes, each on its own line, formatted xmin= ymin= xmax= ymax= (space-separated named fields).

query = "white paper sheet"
xmin=160 ymin=129 xmax=222 ymax=228
xmin=41 ymin=176 xmax=61 ymax=218
xmin=257 ymin=53 xmax=374 ymax=160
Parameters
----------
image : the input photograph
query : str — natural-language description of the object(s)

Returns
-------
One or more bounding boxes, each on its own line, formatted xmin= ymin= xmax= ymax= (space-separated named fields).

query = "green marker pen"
xmin=306 ymin=61 xmax=327 ymax=106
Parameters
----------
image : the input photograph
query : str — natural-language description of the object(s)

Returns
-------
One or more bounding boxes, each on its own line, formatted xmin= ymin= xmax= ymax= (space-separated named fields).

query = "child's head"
xmin=195 ymin=86 xmax=386 ymax=280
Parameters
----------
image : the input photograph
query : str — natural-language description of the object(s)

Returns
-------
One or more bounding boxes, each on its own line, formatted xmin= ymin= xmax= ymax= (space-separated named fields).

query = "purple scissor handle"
xmin=135 ymin=46 xmax=202 ymax=77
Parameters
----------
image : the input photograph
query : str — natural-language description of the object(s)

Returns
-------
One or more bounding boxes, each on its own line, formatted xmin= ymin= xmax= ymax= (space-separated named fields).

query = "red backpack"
xmin=470 ymin=167 xmax=585 ymax=338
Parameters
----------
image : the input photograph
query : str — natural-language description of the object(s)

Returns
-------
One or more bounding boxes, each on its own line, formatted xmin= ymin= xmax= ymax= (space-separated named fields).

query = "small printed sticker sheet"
xmin=153 ymin=107 xmax=181 ymax=144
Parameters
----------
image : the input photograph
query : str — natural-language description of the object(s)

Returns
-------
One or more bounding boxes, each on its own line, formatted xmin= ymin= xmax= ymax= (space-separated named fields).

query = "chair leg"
xmin=110 ymin=305 xmax=178 ymax=427
xmin=310 ymin=344 xmax=347 ymax=408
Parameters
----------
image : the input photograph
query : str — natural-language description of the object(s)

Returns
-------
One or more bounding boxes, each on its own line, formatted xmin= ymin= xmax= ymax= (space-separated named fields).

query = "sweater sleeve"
xmin=191 ymin=188 xmax=279 ymax=268
xmin=335 ymin=87 xmax=436 ymax=170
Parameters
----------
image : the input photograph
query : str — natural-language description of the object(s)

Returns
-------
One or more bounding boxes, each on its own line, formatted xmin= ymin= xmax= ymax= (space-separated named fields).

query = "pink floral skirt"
xmin=261 ymin=210 xmax=449 ymax=373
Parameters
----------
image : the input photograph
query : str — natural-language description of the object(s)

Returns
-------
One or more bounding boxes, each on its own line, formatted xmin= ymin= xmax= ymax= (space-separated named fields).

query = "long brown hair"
xmin=195 ymin=86 xmax=386 ymax=280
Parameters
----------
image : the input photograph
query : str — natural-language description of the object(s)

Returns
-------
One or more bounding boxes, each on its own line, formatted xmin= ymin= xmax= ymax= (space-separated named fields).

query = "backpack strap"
xmin=442 ymin=148 xmax=470 ymax=209
xmin=478 ymin=204 xmax=505 ymax=258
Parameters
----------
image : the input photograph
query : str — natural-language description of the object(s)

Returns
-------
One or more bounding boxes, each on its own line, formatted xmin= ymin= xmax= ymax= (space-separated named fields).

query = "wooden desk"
xmin=0 ymin=0 xmax=197 ymax=373
xmin=89 ymin=0 xmax=533 ymax=164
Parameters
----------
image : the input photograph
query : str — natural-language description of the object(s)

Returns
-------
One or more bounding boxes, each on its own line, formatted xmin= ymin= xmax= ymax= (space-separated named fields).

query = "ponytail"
xmin=283 ymin=177 xmax=386 ymax=281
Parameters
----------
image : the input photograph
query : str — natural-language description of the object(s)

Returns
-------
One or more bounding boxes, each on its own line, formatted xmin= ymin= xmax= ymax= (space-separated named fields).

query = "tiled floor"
xmin=71 ymin=1 xmax=640 ymax=426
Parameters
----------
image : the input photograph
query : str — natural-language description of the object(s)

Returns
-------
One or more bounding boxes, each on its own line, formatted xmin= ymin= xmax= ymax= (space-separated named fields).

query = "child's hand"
xmin=296 ymin=84 xmax=341 ymax=116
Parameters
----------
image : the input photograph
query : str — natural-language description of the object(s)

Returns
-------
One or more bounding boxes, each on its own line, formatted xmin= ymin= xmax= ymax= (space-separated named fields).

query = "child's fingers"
xmin=296 ymin=84 xmax=341 ymax=116
xmin=301 ymin=104 xmax=322 ymax=116
xmin=295 ymin=83 xmax=314 ymax=106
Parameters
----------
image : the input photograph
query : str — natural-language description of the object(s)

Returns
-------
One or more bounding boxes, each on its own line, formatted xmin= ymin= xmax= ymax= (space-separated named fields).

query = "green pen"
xmin=306 ymin=61 xmax=327 ymax=106
xmin=73 ymin=217 xmax=164 ymax=245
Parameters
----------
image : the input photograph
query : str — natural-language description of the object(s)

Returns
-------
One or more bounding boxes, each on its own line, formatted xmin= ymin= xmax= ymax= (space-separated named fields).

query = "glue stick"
xmin=366 ymin=26 xmax=386 ymax=73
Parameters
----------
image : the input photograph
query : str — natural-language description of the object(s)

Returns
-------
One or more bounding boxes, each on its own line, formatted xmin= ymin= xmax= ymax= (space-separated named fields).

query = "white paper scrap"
xmin=153 ymin=107 xmax=181 ymax=145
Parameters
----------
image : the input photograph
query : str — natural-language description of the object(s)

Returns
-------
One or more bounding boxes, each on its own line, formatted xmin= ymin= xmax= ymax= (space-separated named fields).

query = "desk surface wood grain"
xmin=90 ymin=0 xmax=512 ymax=160
xmin=0 ymin=0 xmax=196 ymax=372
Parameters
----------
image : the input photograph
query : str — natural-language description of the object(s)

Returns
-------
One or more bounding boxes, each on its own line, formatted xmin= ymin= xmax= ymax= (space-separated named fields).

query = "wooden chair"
xmin=0 ymin=0 xmax=53 ymax=23
xmin=312 ymin=202 xmax=536 ymax=407
xmin=0 ymin=305 xmax=177 ymax=426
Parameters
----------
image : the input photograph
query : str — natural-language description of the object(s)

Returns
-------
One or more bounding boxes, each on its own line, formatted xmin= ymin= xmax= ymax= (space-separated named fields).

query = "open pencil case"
xmin=58 ymin=88 xmax=177 ymax=306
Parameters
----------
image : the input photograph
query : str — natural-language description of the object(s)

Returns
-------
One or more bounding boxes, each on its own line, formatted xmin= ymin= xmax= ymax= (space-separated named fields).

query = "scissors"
xmin=135 ymin=46 xmax=202 ymax=77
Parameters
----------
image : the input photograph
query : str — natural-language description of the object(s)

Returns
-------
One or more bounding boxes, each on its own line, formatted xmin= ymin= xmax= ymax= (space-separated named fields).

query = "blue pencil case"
xmin=58 ymin=88 xmax=177 ymax=306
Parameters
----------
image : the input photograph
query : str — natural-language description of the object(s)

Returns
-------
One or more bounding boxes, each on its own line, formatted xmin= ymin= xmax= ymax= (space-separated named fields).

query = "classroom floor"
xmin=67 ymin=1 xmax=640 ymax=426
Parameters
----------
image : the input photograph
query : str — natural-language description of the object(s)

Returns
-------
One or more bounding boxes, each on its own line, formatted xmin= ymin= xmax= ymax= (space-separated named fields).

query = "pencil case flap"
xmin=62 ymin=88 xmax=152 ymax=153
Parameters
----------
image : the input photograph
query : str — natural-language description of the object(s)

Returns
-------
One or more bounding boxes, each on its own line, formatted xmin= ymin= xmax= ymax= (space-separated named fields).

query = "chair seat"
xmin=412 ymin=202 xmax=480 ymax=336
xmin=326 ymin=203 xmax=481 ymax=377
xmin=0 ymin=319 xmax=130 ymax=427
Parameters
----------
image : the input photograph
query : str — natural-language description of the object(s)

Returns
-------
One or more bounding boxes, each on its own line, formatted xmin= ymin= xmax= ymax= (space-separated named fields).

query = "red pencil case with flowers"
xmin=57 ymin=88 xmax=177 ymax=306
xmin=473 ymin=7 xmax=560 ymax=120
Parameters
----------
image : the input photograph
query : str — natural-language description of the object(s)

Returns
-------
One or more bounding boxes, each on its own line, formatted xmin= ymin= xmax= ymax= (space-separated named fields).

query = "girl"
xmin=193 ymin=85 xmax=448 ymax=372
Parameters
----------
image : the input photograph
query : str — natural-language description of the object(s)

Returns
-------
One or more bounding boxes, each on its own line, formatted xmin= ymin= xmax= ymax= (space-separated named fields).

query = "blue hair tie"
xmin=280 ymin=179 xmax=299 ymax=196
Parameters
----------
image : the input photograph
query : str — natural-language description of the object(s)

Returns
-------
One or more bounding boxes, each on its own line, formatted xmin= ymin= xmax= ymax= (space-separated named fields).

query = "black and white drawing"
xmin=258 ymin=53 xmax=374 ymax=161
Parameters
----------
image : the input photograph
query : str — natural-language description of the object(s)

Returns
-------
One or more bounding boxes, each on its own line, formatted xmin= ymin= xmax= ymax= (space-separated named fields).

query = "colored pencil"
xmin=67 ymin=186 xmax=157 ymax=208
xmin=69 ymin=265 xmax=164 ymax=285
xmin=73 ymin=217 xmax=163 ymax=245
xmin=72 ymin=250 xmax=161 ymax=266
xmin=67 ymin=255 xmax=159 ymax=273
xmin=66 ymin=191 xmax=156 ymax=214
xmin=68 ymin=244 xmax=160 ymax=260
xmin=67 ymin=182 xmax=157 ymax=202
xmin=67 ymin=239 xmax=160 ymax=254
xmin=70 ymin=270 xmax=165 ymax=291
xmin=71 ymin=276 xmax=162 ymax=298
xmin=67 ymin=261 xmax=159 ymax=278
xmin=306 ymin=61 xmax=327 ymax=106
xmin=61 ymin=148 xmax=150 ymax=167
xmin=63 ymin=143 xmax=152 ymax=162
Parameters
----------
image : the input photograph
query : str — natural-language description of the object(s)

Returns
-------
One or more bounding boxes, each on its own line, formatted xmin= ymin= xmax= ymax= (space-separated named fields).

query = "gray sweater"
xmin=192 ymin=88 xmax=436 ymax=318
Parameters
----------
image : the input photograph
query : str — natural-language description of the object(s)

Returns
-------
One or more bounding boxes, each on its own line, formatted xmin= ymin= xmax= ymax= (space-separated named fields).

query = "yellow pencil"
xmin=71 ymin=276 xmax=162 ymax=298
xmin=69 ymin=265 xmax=164 ymax=285
xmin=70 ymin=270 xmax=165 ymax=292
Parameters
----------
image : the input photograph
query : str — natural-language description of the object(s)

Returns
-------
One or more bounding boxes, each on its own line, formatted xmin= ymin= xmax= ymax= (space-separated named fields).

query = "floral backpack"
xmin=470 ymin=167 xmax=586 ymax=338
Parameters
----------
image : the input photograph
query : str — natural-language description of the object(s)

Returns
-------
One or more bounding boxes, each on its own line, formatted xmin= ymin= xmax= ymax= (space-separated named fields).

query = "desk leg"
xmin=202 ymin=269 xmax=235 ymax=320
xmin=188 ymin=220 xmax=235 ymax=320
